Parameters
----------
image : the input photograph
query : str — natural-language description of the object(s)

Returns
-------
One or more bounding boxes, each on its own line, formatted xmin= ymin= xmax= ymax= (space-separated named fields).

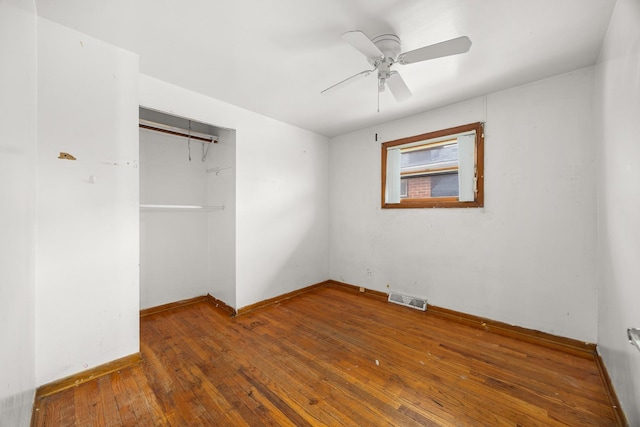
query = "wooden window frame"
xmin=381 ymin=122 xmax=484 ymax=209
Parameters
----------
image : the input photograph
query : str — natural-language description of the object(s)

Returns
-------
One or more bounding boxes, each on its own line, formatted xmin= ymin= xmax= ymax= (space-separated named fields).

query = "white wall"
xmin=140 ymin=75 xmax=329 ymax=310
xmin=139 ymin=130 xmax=211 ymax=308
xmin=0 ymin=0 xmax=37 ymax=425
xmin=330 ymin=68 xmax=597 ymax=342
xmin=36 ymin=19 xmax=140 ymax=385
xmin=235 ymin=113 xmax=329 ymax=308
xmin=595 ymin=0 xmax=640 ymax=423
xmin=207 ymin=129 xmax=237 ymax=307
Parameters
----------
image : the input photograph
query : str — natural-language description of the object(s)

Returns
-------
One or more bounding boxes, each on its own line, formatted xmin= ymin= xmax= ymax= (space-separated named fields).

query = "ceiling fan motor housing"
xmin=371 ymin=34 xmax=401 ymax=60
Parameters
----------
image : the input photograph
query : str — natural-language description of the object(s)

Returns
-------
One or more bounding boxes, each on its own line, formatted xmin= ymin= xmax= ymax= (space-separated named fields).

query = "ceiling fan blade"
xmin=341 ymin=30 xmax=384 ymax=59
xmin=321 ymin=69 xmax=374 ymax=96
xmin=387 ymin=72 xmax=412 ymax=102
xmin=397 ymin=36 xmax=472 ymax=65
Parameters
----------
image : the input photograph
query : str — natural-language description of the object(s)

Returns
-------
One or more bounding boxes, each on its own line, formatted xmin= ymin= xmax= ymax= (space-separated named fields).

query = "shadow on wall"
xmin=237 ymin=178 xmax=326 ymax=309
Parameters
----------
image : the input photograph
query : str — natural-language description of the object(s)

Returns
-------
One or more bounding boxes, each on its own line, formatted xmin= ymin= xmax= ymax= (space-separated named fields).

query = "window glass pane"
xmin=401 ymin=143 xmax=458 ymax=169
xmin=431 ymin=173 xmax=459 ymax=197
xmin=402 ymin=173 xmax=459 ymax=199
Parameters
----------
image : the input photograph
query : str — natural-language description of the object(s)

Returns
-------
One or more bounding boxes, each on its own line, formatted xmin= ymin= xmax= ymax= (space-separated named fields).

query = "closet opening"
xmin=139 ymin=107 xmax=236 ymax=311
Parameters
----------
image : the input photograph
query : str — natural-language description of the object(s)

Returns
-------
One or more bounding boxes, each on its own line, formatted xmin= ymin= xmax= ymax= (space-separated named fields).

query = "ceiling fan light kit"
xmin=322 ymin=30 xmax=472 ymax=105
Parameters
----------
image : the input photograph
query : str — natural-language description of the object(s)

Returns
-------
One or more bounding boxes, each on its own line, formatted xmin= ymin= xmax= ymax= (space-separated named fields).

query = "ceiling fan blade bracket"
xmin=368 ymin=57 xmax=383 ymax=67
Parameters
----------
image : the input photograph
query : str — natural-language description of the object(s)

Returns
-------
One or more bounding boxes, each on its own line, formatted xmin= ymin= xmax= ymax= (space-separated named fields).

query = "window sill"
xmin=382 ymin=198 xmax=483 ymax=209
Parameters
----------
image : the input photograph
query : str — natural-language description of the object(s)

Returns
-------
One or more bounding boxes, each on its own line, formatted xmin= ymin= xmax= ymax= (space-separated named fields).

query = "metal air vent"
xmin=388 ymin=292 xmax=427 ymax=311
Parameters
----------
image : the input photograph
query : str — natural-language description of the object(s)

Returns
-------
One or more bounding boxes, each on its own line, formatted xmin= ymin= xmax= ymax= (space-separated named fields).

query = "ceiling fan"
xmin=321 ymin=31 xmax=472 ymax=102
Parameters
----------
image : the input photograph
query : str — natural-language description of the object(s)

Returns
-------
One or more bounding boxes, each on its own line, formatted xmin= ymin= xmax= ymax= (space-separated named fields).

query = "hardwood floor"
xmin=32 ymin=286 xmax=622 ymax=426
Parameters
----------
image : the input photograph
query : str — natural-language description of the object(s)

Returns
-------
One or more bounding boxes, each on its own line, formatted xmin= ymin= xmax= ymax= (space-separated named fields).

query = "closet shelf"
xmin=206 ymin=166 xmax=232 ymax=175
xmin=140 ymin=204 xmax=224 ymax=212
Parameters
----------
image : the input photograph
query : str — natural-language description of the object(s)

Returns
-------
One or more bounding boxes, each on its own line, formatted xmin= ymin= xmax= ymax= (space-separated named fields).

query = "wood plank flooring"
xmin=32 ymin=286 xmax=621 ymax=426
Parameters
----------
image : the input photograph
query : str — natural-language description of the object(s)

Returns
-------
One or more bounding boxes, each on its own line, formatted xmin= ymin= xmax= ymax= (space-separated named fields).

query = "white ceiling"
xmin=35 ymin=0 xmax=616 ymax=137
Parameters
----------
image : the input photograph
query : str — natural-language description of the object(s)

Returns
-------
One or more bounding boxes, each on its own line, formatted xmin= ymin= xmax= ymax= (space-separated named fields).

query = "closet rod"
xmin=139 ymin=121 xmax=217 ymax=143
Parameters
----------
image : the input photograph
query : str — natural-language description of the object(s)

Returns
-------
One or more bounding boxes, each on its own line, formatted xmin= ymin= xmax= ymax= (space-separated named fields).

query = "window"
xmin=382 ymin=122 xmax=484 ymax=208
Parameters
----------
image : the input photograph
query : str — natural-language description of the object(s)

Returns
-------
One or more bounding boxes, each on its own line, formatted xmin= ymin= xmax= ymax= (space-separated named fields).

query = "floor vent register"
xmin=388 ymin=291 xmax=427 ymax=311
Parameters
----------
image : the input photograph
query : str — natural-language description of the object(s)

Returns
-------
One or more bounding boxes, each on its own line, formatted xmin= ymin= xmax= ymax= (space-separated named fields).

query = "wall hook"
xmin=58 ymin=152 xmax=76 ymax=160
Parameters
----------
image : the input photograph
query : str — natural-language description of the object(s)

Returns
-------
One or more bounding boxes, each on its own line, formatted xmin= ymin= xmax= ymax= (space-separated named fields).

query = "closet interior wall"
xmin=139 ymin=108 xmax=236 ymax=310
